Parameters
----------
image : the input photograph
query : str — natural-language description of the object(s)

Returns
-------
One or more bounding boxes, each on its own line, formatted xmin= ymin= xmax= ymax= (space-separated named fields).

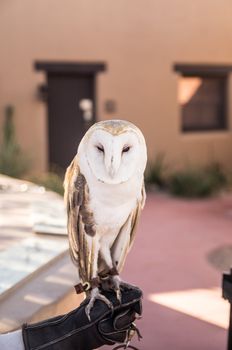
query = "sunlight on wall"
xmin=178 ymin=77 xmax=202 ymax=105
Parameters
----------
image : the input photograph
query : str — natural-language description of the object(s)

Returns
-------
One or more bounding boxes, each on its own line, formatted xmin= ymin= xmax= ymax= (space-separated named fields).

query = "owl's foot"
xmin=85 ymin=287 xmax=113 ymax=321
xmin=111 ymin=275 xmax=122 ymax=303
xmin=111 ymin=276 xmax=140 ymax=302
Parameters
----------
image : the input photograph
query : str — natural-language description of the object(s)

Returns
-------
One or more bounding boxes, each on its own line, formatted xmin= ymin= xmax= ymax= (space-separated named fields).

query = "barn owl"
xmin=64 ymin=119 xmax=147 ymax=319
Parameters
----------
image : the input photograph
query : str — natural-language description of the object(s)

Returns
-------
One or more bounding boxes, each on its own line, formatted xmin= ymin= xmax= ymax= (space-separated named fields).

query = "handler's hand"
xmin=22 ymin=285 xmax=142 ymax=350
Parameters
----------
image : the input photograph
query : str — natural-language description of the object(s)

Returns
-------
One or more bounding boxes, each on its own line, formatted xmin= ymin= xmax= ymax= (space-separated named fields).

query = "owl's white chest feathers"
xmin=88 ymin=174 xmax=141 ymax=228
xmin=88 ymin=176 xmax=141 ymax=248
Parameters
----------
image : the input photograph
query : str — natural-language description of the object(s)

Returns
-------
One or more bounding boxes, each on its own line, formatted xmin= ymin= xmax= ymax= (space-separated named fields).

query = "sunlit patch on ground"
xmin=148 ymin=287 xmax=229 ymax=329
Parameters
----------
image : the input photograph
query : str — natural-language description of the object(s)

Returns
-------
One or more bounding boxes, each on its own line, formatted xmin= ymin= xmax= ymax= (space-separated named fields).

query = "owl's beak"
xmin=105 ymin=154 xmax=120 ymax=178
xmin=109 ymin=165 xmax=116 ymax=178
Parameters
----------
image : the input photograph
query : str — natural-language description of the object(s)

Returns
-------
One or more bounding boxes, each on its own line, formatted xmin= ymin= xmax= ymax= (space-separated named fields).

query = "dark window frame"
xmin=174 ymin=64 xmax=229 ymax=132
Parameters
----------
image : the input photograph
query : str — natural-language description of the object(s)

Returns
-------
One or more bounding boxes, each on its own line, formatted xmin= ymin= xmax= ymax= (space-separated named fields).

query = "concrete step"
xmin=0 ymin=236 xmax=68 ymax=298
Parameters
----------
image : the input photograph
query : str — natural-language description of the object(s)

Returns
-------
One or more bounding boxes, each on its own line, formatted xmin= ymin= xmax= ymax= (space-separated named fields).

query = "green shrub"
xmin=205 ymin=162 xmax=227 ymax=189
xmin=0 ymin=105 xmax=30 ymax=178
xmin=30 ymin=172 xmax=64 ymax=196
xmin=227 ymin=171 xmax=232 ymax=189
xmin=145 ymin=153 xmax=168 ymax=188
xmin=168 ymin=163 xmax=227 ymax=198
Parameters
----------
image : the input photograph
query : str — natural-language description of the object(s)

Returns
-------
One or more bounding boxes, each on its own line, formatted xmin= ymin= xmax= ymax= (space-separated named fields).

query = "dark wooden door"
xmin=47 ymin=73 xmax=95 ymax=170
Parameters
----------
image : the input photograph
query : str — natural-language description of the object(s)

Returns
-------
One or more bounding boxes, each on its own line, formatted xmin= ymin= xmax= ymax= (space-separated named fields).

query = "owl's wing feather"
xmin=129 ymin=182 xmax=146 ymax=245
xmin=111 ymin=182 xmax=146 ymax=273
xmin=64 ymin=156 xmax=95 ymax=283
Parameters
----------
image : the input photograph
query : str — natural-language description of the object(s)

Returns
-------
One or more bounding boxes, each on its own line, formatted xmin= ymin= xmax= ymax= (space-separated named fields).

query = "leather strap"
xmin=74 ymin=277 xmax=100 ymax=294
xmin=75 ymin=267 xmax=119 ymax=293
xmin=74 ymin=283 xmax=84 ymax=294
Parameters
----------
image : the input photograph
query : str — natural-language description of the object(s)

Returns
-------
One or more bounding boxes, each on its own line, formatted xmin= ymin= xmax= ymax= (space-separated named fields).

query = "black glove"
xmin=22 ymin=286 xmax=142 ymax=350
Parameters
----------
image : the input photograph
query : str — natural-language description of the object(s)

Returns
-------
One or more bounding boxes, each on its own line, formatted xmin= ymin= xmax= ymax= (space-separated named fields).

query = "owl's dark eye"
xmin=96 ymin=145 xmax=104 ymax=153
xmin=122 ymin=146 xmax=130 ymax=153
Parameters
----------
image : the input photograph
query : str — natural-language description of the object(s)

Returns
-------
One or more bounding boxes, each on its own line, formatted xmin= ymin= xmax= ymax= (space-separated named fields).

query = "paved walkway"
xmin=106 ymin=192 xmax=232 ymax=350
xmin=1 ymin=175 xmax=232 ymax=349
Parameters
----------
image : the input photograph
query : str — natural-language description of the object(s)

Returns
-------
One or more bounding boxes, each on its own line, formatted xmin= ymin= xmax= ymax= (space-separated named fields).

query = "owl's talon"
xmin=109 ymin=275 xmax=122 ymax=302
xmin=85 ymin=288 xmax=113 ymax=321
xmin=85 ymin=305 xmax=92 ymax=322
xmin=116 ymin=288 xmax=122 ymax=303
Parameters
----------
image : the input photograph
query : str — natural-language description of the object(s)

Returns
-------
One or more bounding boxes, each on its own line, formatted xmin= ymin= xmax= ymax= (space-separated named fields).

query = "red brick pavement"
xmin=103 ymin=192 xmax=232 ymax=350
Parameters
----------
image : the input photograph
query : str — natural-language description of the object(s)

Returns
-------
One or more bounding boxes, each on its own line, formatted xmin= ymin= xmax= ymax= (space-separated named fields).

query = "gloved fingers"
xmin=98 ymin=316 xmax=128 ymax=344
xmin=114 ymin=298 xmax=142 ymax=318
xmin=96 ymin=286 xmax=143 ymax=347
xmin=113 ymin=309 xmax=136 ymax=330
xmin=99 ymin=285 xmax=142 ymax=310
xmin=132 ymin=299 xmax=142 ymax=316
xmin=119 ymin=286 xmax=142 ymax=307
xmin=98 ymin=308 xmax=137 ymax=335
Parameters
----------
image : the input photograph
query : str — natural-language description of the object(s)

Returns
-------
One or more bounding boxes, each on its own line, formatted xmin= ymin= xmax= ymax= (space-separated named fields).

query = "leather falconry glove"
xmin=22 ymin=285 xmax=142 ymax=350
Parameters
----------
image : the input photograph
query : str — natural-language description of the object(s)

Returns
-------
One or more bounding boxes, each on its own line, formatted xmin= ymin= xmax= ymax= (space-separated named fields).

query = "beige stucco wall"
xmin=0 ymin=0 xmax=232 ymax=173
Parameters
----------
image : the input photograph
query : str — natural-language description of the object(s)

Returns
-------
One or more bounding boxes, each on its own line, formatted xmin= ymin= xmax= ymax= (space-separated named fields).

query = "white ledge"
xmin=0 ymin=252 xmax=81 ymax=332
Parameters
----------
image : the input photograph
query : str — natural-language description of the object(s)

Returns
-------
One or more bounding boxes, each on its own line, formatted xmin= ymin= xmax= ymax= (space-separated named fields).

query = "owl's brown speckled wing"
xmin=64 ymin=156 xmax=96 ymax=283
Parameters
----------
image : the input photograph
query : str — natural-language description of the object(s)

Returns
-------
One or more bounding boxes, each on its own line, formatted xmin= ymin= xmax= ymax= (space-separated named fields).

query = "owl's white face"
xmin=78 ymin=124 xmax=147 ymax=185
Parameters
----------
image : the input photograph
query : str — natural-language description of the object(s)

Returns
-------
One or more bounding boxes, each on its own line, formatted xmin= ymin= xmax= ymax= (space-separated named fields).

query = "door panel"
xmin=47 ymin=73 xmax=95 ymax=170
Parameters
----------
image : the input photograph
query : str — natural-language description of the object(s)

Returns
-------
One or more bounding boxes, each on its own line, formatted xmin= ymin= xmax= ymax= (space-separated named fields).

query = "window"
xmin=174 ymin=64 xmax=228 ymax=132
